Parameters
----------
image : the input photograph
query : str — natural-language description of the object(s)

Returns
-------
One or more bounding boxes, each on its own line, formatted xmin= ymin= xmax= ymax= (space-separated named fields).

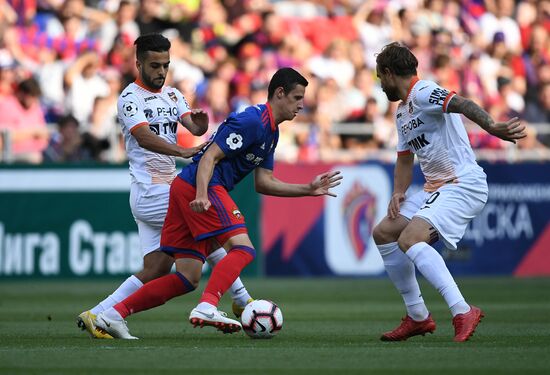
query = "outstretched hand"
xmin=310 ymin=170 xmax=342 ymax=197
xmin=489 ymin=117 xmax=526 ymax=143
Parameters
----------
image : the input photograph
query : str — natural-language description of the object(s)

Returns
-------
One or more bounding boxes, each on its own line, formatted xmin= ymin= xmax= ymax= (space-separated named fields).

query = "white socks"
xmin=90 ymin=275 xmax=143 ymax=315
xmin=207 ymin=248 xmax=252 ymax=307
xmin=406 ymin=242 xmax=470 ymax=317
xmin=378 ymin=242 xmax=429 ymax=321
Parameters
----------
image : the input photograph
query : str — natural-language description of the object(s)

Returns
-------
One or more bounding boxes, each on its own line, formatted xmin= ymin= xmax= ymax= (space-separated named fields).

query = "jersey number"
xmin=425 ymin=192 xmax=440 ymax=205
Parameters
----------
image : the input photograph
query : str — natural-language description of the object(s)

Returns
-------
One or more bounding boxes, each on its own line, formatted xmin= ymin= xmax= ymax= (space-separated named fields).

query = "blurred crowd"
xmin=0 ymin=0 xmax=549 ymax=164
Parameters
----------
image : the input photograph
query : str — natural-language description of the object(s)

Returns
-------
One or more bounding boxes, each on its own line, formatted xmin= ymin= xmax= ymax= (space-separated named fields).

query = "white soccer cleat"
xmin=189 ymin=307 xmax=242 ymax=334
xmin=77 ymin=310 xmax=113 ymax=339
xmin=95 ymin=312 xmax=138 ymax=340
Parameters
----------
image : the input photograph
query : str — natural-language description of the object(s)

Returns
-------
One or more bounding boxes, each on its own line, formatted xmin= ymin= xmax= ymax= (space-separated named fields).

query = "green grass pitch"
xmin=1 ymin=277 xmax=549 ymax=374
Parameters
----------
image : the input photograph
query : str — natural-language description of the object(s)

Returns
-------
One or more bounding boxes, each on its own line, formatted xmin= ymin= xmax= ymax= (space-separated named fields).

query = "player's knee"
xmin=373 ymin=223 xmax=396 ymax=245
xmin=135 ymin=268 xmax=167 ymax=283
xmin=398 ymin=222 xmax=432 ymax=252
xmin=397 ymin=235 xmax=416 ymax=253
xmin=141 ymin=251 xmax=173 ymax=280
xmin=174 ymin=262 xmax=203 ymax=289
xmin=372 ymin=224 xmax=384 ymax=245
xmin=143 ymin=264 xmax=170 ymax=280
xmin=187 ymin=276 xmax=200 ymax=290
xmin=174 ymin=271 xmax=199 ymax=289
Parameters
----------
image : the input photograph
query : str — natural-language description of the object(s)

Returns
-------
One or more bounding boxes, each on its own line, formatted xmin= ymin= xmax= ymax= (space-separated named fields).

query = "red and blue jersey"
xmin=178 ymin=103 xmax=278 ymax=191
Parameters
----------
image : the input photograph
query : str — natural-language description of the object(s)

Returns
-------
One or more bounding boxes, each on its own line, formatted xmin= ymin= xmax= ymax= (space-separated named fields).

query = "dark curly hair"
xmin=376 ymin=42 xmax=418 ymax=77
xmin=134 ymin=33 xmax=171 ymax=62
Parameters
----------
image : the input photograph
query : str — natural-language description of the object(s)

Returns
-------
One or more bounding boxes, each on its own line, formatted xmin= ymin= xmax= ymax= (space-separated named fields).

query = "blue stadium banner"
xmin=262 ymin=162 xmax=550 ymax=277
xmin=0 ymin=166 xmax=260 ymax=278
xmin=456 ymin=163 xmax=550 ymax=277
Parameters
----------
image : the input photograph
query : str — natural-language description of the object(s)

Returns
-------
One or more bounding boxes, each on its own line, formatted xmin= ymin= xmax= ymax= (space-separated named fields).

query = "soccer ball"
xmin=241 ymin=299 xmax=283 ymax=339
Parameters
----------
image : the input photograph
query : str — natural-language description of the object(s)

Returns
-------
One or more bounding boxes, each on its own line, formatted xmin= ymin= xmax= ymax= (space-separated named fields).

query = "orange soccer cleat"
xmin=452 ymin=305 xmax=484 ymax=342
xmin=380 ymin=314 xmax=436 ymax=341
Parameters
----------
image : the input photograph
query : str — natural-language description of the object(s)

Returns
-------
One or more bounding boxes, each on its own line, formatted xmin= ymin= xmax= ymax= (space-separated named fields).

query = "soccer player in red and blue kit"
xmin=96 ymin=67 xmax=342 ymax=338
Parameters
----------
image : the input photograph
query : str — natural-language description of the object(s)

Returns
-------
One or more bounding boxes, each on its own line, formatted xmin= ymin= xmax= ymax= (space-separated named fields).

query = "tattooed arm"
xmin=446 ymin=95 xmax=526 ymax=143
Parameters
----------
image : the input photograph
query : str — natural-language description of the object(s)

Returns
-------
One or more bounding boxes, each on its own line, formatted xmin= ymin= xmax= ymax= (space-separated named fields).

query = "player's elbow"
xmin=254 ymin=178 xmax=272 ymax=195
xmin=254 ymin=182 xmax=267 ymax=195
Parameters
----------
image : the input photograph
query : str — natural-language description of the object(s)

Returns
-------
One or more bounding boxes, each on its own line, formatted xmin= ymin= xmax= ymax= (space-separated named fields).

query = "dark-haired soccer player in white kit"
xmin=77 ymin=33 xmax=253 ymax=339
xmin=373 ymin=42 xmax=526 ymax=342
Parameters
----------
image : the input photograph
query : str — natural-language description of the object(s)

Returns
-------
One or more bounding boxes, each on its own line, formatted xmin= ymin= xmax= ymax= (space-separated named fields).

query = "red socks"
xmin=114 ymin=272 xmax=195 ymax=318
xmin=113 ymin=246 xmax=256 ymax=316
xmin=200 ymin=246 xmax=255 ymax=306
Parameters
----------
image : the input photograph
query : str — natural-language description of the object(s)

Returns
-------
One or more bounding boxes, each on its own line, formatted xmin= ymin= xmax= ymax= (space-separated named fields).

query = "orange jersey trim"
xmin=180 ymin=111 xmax=191 ymax=120
xmin=405 ymin=76 xmax=420 ymax=102
xmin=129 ymin=122 xmax=149 ymax=134
xmin=265 ymin=102 xmax=276 ymax=131
xmin=442 ymin=91 xmax=456 ymax=113
xmin=134 ymin=78 xmax=162 ymax=93
xmin=424 ymin=177 xmax=459 ymax=193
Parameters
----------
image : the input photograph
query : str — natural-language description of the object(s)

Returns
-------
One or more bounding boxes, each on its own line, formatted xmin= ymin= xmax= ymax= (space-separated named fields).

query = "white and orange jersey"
xmin=396 ymin=78 xmax=483 ymax=192
xmin=117 ymin=79 xmax=191 ymax=187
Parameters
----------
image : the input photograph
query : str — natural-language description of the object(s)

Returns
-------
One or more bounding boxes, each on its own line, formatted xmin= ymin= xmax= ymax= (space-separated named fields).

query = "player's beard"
xmin=383 ymin=85 xmax=400 ymax=102
xmin=141 ymin=71 xmax=165 ymax=90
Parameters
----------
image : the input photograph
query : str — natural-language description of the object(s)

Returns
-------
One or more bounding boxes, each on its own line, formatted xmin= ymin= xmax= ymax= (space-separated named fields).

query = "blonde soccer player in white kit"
xmin=372 ymin=42 xmax=526 ymax=342
xmin=77 ymin=33 xmax=253 ymax=339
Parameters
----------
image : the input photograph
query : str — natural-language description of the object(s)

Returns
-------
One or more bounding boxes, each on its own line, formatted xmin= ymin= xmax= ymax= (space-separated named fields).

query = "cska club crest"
xmin=168 ymin=92 xmax=177 ymax=103
xmin=232 ymin=208 xmax=242 ymax=219
xmin=342 ymin=181 xmax=377 ymax=261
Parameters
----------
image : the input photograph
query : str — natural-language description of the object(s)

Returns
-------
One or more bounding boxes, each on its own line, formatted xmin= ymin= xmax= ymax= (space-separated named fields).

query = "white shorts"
xmin=130 ymin=183 xmax=170 ymax=255
xmin=399 ymin=169 xmax=489 ymax=250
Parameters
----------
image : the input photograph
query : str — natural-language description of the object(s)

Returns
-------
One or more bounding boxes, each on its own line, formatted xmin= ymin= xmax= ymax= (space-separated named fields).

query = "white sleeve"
xmin=117 ymin=93 xmax=148 ymax=132
xmin=173 ymin=88 xmax=191 ymax=120
xmin=415 ymin=81 xmax=456 ymax=114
